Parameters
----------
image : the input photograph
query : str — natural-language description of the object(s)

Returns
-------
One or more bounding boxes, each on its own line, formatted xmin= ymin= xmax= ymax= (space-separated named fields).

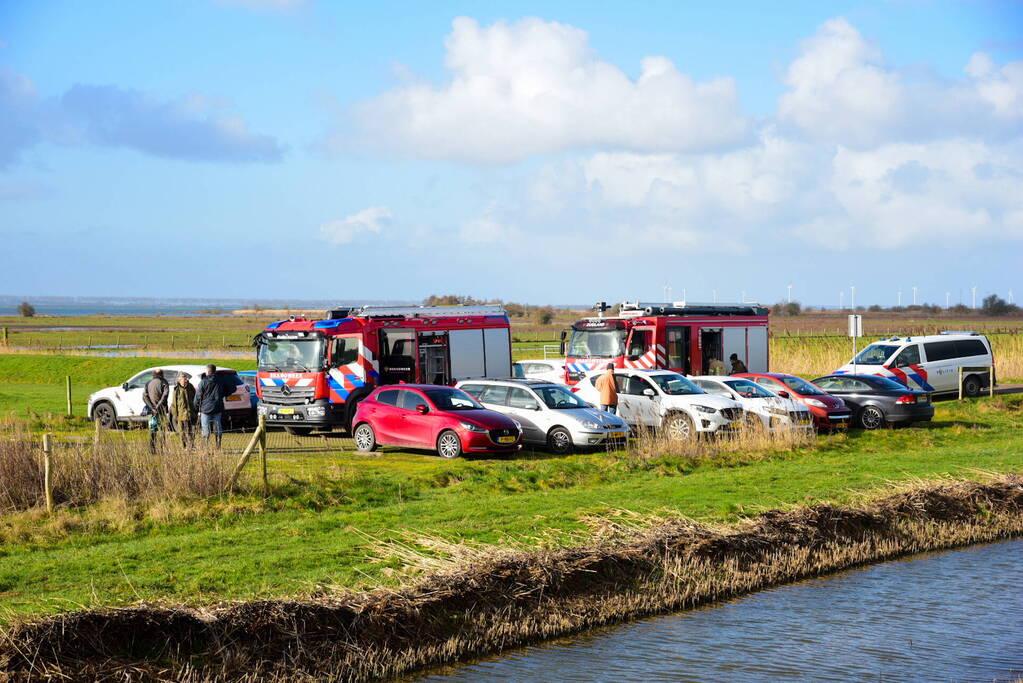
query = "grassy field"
xmin=0 ymin=394 xmax=1021 ymax=622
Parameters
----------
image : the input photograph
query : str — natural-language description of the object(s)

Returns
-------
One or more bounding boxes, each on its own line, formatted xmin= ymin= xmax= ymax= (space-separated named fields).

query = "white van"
xmin=834 ymin=332 xmax=994 ymax=396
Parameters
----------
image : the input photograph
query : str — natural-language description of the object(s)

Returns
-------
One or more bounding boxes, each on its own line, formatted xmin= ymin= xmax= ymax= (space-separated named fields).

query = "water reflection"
xmin=417 ymin=539 xmax=1023 ymax=682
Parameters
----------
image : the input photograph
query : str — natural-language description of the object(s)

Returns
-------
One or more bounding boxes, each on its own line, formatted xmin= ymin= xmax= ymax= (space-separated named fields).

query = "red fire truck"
xmin=562 ymin=301 xmax=770 ymax=384
xmin=255 ymin=305 xmax=512 ymax=434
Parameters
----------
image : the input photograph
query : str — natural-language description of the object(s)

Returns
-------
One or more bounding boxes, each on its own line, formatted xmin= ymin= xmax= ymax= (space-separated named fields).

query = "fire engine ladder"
xmin=352 ymin=304 xmax=508 ymax=318
xmin=618 ymin=301 xmax=768 ymax=316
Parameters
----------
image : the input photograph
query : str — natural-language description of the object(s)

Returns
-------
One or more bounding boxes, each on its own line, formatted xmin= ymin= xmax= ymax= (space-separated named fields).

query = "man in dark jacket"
xmin=729 ymin=353 xmax=748 ymax=374
xmin=143 ymin=369 xmax=169 ymax=453
xmin=194 ymin=364 xmax=227 ymax=449
xmin=173 ymin=373 xmax=197 ymax=450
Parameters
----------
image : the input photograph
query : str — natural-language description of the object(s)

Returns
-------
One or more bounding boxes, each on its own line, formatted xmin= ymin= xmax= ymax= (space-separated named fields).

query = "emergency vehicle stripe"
xmin=907 ymin=365 xmax=935 ymax=391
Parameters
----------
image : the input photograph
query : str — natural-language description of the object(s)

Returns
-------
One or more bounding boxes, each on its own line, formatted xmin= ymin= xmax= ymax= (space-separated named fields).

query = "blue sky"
xmin=1 ymin=1 xmax=1021 ymax=306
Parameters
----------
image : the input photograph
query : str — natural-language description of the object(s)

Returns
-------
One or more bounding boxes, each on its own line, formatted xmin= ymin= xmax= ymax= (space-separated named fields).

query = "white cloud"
xmin=345 ymin=17 xmax=749 ymax=163
xmin=778 ymin=18 xmax=1023 ymax=147
xmin=319 ymin=206 xmax=392 ymax=245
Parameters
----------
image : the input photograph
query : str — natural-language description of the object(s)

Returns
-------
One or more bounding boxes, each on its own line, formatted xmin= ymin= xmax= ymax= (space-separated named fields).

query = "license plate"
xmin=278 ymin=408 xmax=295 ymax=415
xmin=610 ymin=431 xmax=626 ymax=438
xmin=497 ymin=436 xmax=516 ymax=443
xmin=227 ymin=395 xmax=241 ymax=401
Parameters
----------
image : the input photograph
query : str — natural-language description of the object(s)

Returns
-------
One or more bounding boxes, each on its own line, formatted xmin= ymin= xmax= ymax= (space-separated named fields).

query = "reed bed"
xmin=3 ymin=475 xmax=1021 ymax=682
xmin=0 ymin=429 xmax=234 ymax=513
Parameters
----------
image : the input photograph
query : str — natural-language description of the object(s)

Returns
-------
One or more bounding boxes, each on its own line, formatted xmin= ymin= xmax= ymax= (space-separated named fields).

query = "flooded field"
xmin=417 ymin=539 xmax=1023 ymax=682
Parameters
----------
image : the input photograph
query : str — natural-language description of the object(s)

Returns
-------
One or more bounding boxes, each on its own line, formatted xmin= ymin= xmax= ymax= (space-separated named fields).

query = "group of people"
xmin=142 ymin=364 xmax=233 ymax=452
xmin=593 ymin=353 xmax=749 ymax=414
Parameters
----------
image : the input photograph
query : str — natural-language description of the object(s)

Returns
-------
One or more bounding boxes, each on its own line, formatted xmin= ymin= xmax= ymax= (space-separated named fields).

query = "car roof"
xmin=371 ymin=383 xmax=459 ymax=391
xmin=135 ymin=364 xmax=236 ymax=374
xmin=689 ymin=375 xmax=735 ymax=381
xmin=738 ymin=372 xmax=794 ymax=379
xmin=514 ymin=358 xmax=565 ymax=365
xmin=459 ymin=378 xmax=558 ymax=388
xmin=865 ymin=334 xmax=988 ymax=344
xmin=584 ymin=367 xmax=675 ymax=376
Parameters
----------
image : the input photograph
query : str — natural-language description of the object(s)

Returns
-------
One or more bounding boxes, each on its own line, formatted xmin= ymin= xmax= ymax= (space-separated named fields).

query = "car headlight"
xmin=805 ymin=399 xmax=827 ymax=408
xmin=460 ymin=421 xmax=487 ymax=433
xmin=693 ymin=404 xmax=716 ymax=413
xmin=581 ymin=420 xmax=600 ymax=429
xmin=768 ymin=406 xmax=788 ymax=416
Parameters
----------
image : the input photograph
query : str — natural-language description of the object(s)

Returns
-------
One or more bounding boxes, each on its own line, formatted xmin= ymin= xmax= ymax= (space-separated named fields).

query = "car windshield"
xmin=650 ymin=373 xmax=703 ymax=395
xmin=852 ymin=344 xmax=899 ymax=366
xmin=723 ymin=379 xmax=774 ymax=398
xmin=424 ymin=388 xmax=483 ymax=410
xmin=258 ymin=339 xmax=324 ymax=371
xmin=780 ymin=376 xmax=826 ymax=395
xmin=536 ymin=385 xmax=589 ymax=409
xmin=567 ymin=330 xmax=626 ymax=358
xmin=868 ymin=376 xmax=913 ymax=391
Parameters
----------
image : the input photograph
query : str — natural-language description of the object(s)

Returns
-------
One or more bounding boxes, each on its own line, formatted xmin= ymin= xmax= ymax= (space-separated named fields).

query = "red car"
xmin=735 ymin=372 xmax=852 ymax=430
xmin=351 ymin=384 xmax=522 ymax=458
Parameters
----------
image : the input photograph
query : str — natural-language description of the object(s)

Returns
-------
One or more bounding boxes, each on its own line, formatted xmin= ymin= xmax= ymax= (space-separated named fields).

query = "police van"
xmin=834 ymin=332 xmax=994 ymax=397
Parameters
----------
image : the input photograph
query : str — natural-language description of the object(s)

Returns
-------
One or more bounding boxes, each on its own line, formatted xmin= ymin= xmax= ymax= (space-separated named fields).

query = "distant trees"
xmin=771 ymin=301 xmax=802 ymax=316
xmin=17 ymin=301 xmax=35 ymax=317
xmin=536 ymin=306 xmax=556 ymax=325
xmin=981 ymin=295 xmax=1020 ymax=316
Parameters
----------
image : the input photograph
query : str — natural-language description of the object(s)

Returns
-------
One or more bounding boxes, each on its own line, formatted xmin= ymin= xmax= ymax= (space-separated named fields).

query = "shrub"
xmin=17 ymin=301 xmax=35 ymax=317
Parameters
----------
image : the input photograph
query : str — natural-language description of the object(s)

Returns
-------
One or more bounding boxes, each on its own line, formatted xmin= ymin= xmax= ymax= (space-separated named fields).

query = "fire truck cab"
xmin=563 ymin=301 xmax=770 ymax=384
xmin=255 ymin=305 xmax=512 ymax=433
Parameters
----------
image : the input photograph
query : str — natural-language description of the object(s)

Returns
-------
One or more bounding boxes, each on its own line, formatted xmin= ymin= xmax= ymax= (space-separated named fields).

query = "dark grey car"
xmin=810 ymin=374 xmax=934 ymax=429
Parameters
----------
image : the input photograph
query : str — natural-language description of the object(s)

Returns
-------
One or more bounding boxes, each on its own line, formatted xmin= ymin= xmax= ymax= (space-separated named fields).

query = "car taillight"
xmin=896 ymin=394 xmax=918 ymax=404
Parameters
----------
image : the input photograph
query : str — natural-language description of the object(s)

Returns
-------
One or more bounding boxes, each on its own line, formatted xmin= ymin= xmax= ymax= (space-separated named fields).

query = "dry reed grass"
xmin=626 ymin=419 xmax=815 ymax=461
xmin=0 ymin=428 xmax=233 ymax=513
xmin=3 ymin=475 xmax=1021 ymax=682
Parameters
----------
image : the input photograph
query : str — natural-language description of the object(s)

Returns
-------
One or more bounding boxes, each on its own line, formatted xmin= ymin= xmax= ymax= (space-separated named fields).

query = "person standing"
xmin=594 ymin=363 xmax=619 ymax=415
xmin=143 ymin=368 xmax=169 ymax=453
xmin=729 ymin=353 xmax=748 ymax=374
xmin=194 ymin=364 xmax=227 ymax=449
xmin=173 ymin=373 xmax=197 ymax=449
xmin=707 ymin=355 xmax=727 ymax=375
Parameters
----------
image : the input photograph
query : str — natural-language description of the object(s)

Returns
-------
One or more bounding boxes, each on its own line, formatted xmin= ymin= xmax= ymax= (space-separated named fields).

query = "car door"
xmin=921 ymin=341 xmax=957 ymax=393
xmin=505 ymin=387 xmax=545 ymax=443
xmin=886 ymin=344 xmax=932 ymax=391
xmin=122 ymin=370 xmax=155 ymax=417
xmin=371 ymin=389 xmax=403 ymax=444
xmin=399 ymin=389 xmax=435 ymax=448
xmin=621 ymin=374 xmax=661 ymax=427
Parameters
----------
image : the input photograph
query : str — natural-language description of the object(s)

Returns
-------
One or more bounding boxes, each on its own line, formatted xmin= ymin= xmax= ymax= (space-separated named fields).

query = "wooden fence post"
xmin=2 ymin=327 xmax=7 ymax=345
xmin=94 ymin=417 xmax=102 ymax=451
xmin=65 ymin=375 xmax=73 ymax=417
xmin=258 ymin=415 xmax=268 ymax=495
xmin=42 ymin=433 xmax=54 ymax=514
xmin=226 ymin=420 xmax=265 ymax=493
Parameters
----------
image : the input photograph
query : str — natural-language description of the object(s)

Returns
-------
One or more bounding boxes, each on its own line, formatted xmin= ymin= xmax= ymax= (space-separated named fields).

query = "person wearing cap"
xmin=143 ymin=368 xmax=169 ymax=453
xmin=729 ymin=353 xmax=748 ymax=374
xmin=194 ymin=364 xmax=227 ymax=449
xmin=173 ymin=373 xmax=197 ymax=449
xmin=594 ymin=362 xmax=619 ymax=414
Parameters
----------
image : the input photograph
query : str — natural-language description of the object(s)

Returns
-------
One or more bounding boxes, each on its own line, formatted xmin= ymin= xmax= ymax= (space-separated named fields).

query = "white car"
xmin=87 ymin=365 xmax=251 ymax=429
xmin=513 ymin=358 xmax=567 ymax=385
xmin=574 ymin=368 xmax=744 ymax=441
xmin=456 ymin=379 xmax=629 ymax=454
xmin=834 ymin=332 xmax=994 ymax=396
xmin=689 ymin=376 xmax=814 ymax=433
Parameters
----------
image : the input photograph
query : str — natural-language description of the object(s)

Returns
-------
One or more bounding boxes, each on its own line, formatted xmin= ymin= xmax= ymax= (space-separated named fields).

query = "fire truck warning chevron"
xmin=255 ymin=304 xmax=512 ymax=433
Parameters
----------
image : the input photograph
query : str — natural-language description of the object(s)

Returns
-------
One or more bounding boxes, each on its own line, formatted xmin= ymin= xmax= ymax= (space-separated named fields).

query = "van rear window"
xmin=954 ymin=339 xmax=988 ymax=357
xmin=924 ymin=341 xmax=957 ymax=362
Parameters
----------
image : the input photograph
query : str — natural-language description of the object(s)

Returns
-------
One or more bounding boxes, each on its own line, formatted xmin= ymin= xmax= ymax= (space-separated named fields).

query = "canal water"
xmin=416 ymin=539 xmax=1023 ymax=682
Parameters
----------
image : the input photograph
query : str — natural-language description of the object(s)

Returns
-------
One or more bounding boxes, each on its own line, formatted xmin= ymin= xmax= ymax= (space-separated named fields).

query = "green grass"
xmin=1 ymin=396 xmax=1020 ymax=621
xmin=0 ymin=354 xmax=255 ymax=390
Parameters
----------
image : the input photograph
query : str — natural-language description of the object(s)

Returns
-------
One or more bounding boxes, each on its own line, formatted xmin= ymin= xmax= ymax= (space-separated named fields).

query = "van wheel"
xmin=665 ymin=412 xmax=695 ymax=441
xmin=93 ymin=402 xmax=117 ymax=429
xmin=353 ymin=423 xmax=377 ymax=452
xmin=858 ymin=405 xmax=886 ymax=430
xmin=437 ymin=430 xmax=463 ymax=459
xmin=546 ymin=427 xmax=573 ymax=454
xmin=962 ymin=375 xmax=981 ymax=398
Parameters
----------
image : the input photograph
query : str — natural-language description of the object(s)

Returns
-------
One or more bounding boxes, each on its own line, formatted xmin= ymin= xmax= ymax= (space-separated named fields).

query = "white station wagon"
xmin=574 ymin=368 xmax=744 ymax=441
xmin=86 ymin=364 xmax=251 ymax=429
xmin=690 ymin=376 xmax=814 ymax=432
xmin=456 ymin=378 xmax=628 ymax=453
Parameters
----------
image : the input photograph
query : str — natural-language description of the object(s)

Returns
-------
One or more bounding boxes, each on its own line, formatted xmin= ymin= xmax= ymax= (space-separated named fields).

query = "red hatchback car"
xmin=351 ymin=384 xmax=522 ymax=458
xmin=735 ymin=372 xmax=852 ymax=430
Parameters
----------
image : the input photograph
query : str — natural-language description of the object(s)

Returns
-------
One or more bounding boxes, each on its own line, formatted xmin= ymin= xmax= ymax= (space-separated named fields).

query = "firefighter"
xmin=707 ymin=355 xmax=727 ymax=375
xmin=595 ymin=363 xmax=619 ymax=415
xmin=729 ymin=353 xmax=748 ymax=374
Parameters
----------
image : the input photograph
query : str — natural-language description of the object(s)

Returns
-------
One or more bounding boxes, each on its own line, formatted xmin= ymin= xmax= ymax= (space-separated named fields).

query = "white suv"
xmin=87 ymin=365 xmax=251 ymax=429
xmin=574 ymin=368 xmax=743 ymax=441
xmin=456 ymin=378 xmax=628 ymax=454
xmin=690 ymin=376 xmax=813 ymax=432
xmin=512 ymin=359 xmax=567 ymax=385
xmin=835 ymin=332 xmax=994 ymax=396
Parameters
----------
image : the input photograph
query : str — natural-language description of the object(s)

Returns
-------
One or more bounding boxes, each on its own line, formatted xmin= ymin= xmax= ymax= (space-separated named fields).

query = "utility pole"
xmin=897 ymin=291 xmax=902 ymax=307
xmin=945 ymin=292 xmax=950 ymax=309
xmin=972 ymin=285 xmax=977 ymax=309
xmin=787 ymin=284 xmax=792 ymax=303
xmin=912 ymin=286 xmax=918 ymax=306
xmin=850 ymin=285 xmax=855 ymax=310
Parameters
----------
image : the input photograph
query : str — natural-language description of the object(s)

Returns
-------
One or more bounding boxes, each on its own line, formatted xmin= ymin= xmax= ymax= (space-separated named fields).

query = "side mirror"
xmin=643 ymin=388 xmax=656 ymax=398
xmin=122 ymin=382 xmax=129 ymax=390
xmin=778 ymin=390 xmax=790 ymax=399
xmin=416 ymin=404 xmax=429 ymax=414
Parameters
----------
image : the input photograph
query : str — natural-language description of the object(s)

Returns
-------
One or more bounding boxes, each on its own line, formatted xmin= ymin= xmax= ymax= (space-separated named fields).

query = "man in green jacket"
xmin=173 ymin=373 xmax=197 ymax=449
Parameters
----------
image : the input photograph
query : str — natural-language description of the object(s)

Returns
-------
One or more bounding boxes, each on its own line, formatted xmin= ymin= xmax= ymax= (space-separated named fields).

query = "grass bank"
xmin=3 ymin=476 xmax=1021 ymax=681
